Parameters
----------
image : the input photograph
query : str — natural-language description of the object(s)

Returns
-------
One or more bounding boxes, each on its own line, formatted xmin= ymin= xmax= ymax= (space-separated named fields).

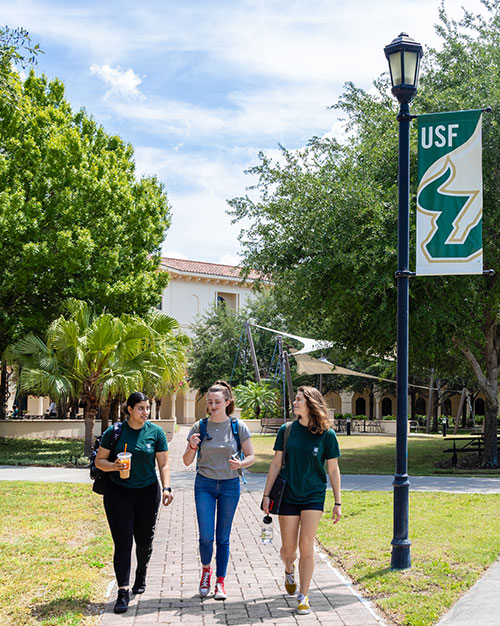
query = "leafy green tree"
xmin=187 ymin=289 xmax=302 ymax=394
xmin=8 ymin=300 xmax=189 ymax=456
xmin=0 ymin=30 xmax=170 ymax=416
xmin=229 ymin=3 xmax=500 ymax=466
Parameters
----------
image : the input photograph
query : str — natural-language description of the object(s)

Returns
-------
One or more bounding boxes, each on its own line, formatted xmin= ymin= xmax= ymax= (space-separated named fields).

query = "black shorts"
xmin=279 ymin=501 xmax=324 ymax=516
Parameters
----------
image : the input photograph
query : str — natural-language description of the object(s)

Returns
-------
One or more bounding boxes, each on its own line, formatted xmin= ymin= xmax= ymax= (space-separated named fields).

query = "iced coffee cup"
xmin=117 ymin=451 xmax=132 ymax=479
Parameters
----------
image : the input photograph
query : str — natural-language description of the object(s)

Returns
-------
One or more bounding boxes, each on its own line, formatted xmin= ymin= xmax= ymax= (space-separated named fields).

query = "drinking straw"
xmin=124 ymin=443 xmax=127 ymax=454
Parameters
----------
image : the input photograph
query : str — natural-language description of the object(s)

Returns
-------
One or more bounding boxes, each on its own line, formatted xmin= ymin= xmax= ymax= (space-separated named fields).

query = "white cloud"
xmin=1 ymin=0 xmax=490 ymax=264
xmin=219 ymin=254 xmax=243 ymax=266
xmin=90 ymin=64 xmax=144 ymax=99
xmin=134 ymin=146 xmax=255 ymax=262
xmin=163 ymin=250 xmax=188 ymax=260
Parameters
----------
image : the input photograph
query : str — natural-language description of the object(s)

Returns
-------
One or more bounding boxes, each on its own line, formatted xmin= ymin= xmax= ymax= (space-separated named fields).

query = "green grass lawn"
xmin=0 ymin=437 xmax=87 ymax=466
xmin=317 ymin=490 xmax=500 ymax=626
xmin=0 ymin=482 xmax=112 ymax=626
xmin=250 ymin=433 xmax=500 ymax=476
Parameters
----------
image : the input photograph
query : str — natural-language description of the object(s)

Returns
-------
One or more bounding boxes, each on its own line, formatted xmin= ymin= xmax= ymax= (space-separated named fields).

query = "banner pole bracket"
xmin=395 ymin=270 xmax=416 ymax=279
xmin=483 ymin=269 xmax=495 ymax=276
xmin=483 ymin=106 xmax=492 ymax=113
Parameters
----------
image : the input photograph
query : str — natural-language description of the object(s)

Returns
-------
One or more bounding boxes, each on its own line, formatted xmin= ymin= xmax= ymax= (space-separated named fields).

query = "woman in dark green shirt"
xmin=95 ymin=392 xmax=174 ymax=614
xmin=262 ymin=386 xmax=341 ymax=616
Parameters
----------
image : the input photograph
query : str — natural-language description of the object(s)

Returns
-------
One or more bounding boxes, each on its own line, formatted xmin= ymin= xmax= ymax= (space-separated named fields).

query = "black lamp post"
xmin=384 ymin=32 xmax=423 ymax=571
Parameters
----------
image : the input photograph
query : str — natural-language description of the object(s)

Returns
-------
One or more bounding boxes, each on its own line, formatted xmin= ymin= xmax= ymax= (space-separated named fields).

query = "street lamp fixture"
xmin=385 ymin=32 xmax=423 ymax=104
xmin=384 ymin=32 xmax=423 ymax=571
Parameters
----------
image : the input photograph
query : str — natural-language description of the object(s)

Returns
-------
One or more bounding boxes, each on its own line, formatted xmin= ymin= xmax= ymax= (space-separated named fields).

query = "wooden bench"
xmin=260 ymin=417 xmax=291 ymax=433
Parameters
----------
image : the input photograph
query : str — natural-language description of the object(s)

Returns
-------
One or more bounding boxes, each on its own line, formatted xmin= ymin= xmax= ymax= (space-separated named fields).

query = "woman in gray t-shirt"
xmin=183 ymin=380 xmax=255 ymax=601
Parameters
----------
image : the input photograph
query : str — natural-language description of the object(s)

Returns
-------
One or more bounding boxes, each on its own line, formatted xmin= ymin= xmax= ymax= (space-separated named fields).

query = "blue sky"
xmin=2 ymin=0 xmax=485 ymax=264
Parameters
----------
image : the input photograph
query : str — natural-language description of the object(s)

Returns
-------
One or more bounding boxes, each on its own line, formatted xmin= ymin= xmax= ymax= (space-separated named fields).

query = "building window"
xmin=381 ymin=398 xmax=393 ymax=416
xmin=415 ymin=397 xmax=426 ymax=415
xmin=355 ymin=397 xmax=366 ymax=415
xmin=215 ymin=292 xmax=239 ymax=310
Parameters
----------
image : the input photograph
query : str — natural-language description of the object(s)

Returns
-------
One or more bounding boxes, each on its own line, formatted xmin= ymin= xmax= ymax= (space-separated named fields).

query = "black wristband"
xmin=334 ymin=502 xmax=341 ymax=506
xmin=163 ymin=487 xmax=172 ymax=492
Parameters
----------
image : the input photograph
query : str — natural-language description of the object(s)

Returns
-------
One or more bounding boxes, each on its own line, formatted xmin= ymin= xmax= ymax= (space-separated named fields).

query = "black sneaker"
xmin=114 ymin=589 xmax=130 ymax=613
xmin=132 ymin=569 xmax=147 ymax=594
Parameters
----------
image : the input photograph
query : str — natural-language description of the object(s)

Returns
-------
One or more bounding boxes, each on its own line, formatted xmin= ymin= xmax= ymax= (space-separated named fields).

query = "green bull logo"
xmin=416 ymin=110 xmax=483 ymax=276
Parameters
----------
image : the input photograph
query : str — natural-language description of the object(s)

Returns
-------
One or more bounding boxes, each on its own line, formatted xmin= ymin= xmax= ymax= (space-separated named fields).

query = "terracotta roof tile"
xmin=161 ymin=257 xmax=262 ymax=281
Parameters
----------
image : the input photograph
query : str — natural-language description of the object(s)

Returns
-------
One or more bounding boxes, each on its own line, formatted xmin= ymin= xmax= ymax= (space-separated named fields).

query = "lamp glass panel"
xmin=389 ymin=52 xmax=402 ymax=86
xmin=403 ymin=51 xmax=418 ymax=86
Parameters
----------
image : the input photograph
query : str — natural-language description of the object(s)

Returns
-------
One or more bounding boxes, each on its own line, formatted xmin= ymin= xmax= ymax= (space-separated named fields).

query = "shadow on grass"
xmin=357 ymin=567 xmax=393 ymax=582
xmin=32 ymin=597 xmax=107 ymax=622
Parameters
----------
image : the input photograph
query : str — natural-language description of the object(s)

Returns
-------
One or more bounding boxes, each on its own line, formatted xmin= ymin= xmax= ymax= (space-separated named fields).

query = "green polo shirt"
xmin=274 ymin=420 xmax=340 ymax=505
xmin=101 ymin=420 xmax=168 ymax=489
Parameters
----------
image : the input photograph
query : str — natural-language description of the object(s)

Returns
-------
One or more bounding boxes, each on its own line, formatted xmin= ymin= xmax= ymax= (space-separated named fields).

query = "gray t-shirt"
xmin=187 ymin=418 xmax=251 ymax=480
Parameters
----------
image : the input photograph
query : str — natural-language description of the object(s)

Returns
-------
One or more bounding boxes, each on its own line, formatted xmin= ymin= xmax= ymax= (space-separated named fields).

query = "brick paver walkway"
xmin=99 ymin=427 xmax=387 ymax=625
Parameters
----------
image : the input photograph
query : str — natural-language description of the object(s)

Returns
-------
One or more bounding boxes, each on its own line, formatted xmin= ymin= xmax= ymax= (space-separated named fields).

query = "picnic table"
xmin=443 ymin=434 xmax=500 ymax=467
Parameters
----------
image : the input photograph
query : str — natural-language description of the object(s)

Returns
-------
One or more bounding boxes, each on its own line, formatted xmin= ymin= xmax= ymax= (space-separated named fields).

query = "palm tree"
xmin=234 ymin=380 xmax=280 ymax=419
xmin=9 ymin=299 xmax=189 ymax=456
xmin=141 ymin=310 xmax=190 ymax=408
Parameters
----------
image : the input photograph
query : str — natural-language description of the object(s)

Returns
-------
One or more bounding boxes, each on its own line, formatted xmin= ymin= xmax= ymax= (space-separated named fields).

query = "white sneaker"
xmin=214 ymin=577 xmax=227 ymax=600
xmin=297 ymin=593 xmax=311 ymax=615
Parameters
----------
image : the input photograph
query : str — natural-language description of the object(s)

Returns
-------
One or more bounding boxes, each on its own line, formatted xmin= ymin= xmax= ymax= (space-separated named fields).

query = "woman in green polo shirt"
xmin=262 ymin=386 xmax=341 ymax=616
xmin=95 ymin=391 xmax=174 ymax=614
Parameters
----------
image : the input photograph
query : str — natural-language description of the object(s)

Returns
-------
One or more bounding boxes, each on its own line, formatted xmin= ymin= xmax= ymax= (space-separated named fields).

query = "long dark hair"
xmin=207 ymin=380 xmax=234 ymax=416
xmin=125 ymin=391 xmax=149 ymax=416
xmin=297 ymin=386 xmax=331 ymax=434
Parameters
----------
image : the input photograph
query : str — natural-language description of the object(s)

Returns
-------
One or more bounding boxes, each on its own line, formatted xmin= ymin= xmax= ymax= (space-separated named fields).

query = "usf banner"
xmin=416 ymin=109 xmax=483 ymax=276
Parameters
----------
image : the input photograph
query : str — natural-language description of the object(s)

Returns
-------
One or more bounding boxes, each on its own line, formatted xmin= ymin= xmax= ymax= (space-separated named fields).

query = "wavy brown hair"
xmin=297 ymin=386 xmax=331 ymax=434
xmin=207 ymin=380 xmax=234 ymax=416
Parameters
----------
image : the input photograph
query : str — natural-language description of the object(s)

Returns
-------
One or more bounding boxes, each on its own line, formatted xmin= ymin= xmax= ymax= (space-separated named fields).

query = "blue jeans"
xmin=194 ymin=474 xmax=240 ymax=578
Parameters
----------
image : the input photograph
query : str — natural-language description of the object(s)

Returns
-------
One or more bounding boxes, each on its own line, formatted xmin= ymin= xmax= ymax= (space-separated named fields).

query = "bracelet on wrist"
xmin=163 ymin=487 xmax=172 ymax=492
xmin=334 ymin=502 xmax=341 ymax=506
xmin=263 ymin=495 xmax=270 ymax=498
xmin=189 ymin=444 xmax=198 ymax=450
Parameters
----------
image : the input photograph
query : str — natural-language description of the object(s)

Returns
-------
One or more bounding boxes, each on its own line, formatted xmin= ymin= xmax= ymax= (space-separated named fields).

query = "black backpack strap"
xmin=280 ymin=421 xmax=293 ymax=471
xmin=196 ymin=418 xmax=209 ymax=471
xmin=109 ymin=421 xmax=123 ymax=459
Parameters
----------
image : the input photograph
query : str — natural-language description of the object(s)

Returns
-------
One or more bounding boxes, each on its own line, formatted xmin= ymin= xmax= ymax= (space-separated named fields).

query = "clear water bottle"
xmin=261 ymin=515 xmax=273 ymax=544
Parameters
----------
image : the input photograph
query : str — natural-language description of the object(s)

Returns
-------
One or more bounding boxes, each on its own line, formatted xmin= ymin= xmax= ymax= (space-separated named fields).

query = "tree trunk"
xmin=110 ymin=397 xmax=120 ymax=424
xmin=83 ymin=405 xmax=98 ymax=458
xmin=410 ymin=388 xmax=416 ymax=421
xmin=456 ymin=322 xmax=499 ymax=468
xmin=426 ymin=369 xmax=435 ymax=434
xmin=432 ymin=379 xmax=440 ymax=432
xmin=100 ymin=398 xmax=112 ymax=433
xmin=0 ymin=360 xmax=10 ymax=419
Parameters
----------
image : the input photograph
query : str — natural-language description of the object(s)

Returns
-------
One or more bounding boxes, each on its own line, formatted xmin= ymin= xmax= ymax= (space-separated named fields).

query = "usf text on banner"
xmin=416 ymin=109 xmax=483 ymax=276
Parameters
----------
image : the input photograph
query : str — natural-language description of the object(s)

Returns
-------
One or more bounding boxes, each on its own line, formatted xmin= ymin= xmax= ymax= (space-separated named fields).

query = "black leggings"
xmin=103 ymin=480 xmax=161 ymax=587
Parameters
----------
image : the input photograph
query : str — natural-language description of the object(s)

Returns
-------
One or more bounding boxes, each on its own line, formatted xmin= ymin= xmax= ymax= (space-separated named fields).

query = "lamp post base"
xmin=390 ymin=541 xmax=411 ymax=570
xmin=391 ymin=471 xmax=411 ymax=570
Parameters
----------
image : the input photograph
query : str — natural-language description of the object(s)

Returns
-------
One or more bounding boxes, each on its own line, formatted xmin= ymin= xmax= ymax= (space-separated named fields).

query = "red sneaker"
xmin=214 ymin=576 xmax=227 ymax=600
xmin=199 ymin=567 xmax=212 ymax=597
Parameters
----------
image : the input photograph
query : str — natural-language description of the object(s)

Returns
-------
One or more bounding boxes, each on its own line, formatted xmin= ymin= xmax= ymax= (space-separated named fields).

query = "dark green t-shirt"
xmin=101 ymin=420 xmax=168 ymax=489
xmin=274 ymin=420 xmax=341 ymax=505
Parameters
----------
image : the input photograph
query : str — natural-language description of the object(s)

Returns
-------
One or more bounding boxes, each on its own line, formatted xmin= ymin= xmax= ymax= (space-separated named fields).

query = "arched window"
xmin=355 ymin=397 xmax=366 ymax=416
xmin=475 ymin=398 xmax=485 ymax=416
xmin=415 ymin=397 xmax=426 ymax=415
xmin=382 ymin=397 xmax=393 ymax=416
